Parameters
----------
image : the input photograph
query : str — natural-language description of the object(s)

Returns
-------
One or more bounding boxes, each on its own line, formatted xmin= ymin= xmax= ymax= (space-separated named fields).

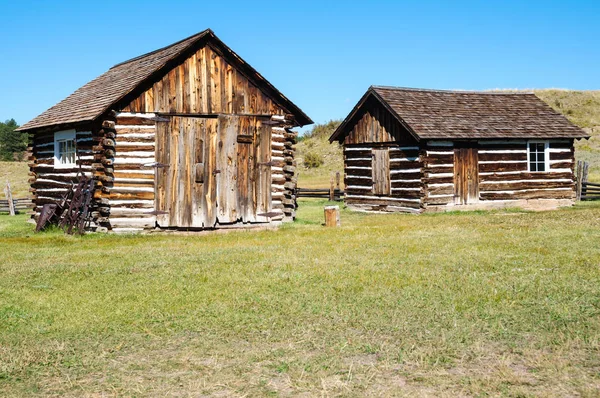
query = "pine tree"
xmin=0 ymin=119 xmax=26 ymax=161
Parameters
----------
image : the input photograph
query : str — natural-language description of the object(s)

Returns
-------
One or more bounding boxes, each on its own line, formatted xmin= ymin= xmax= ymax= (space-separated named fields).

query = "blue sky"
xmin=1 ymin=0 xmax=599 ymax=132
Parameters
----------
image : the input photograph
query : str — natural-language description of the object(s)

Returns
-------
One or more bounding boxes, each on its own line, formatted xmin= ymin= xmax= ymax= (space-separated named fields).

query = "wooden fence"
xmin=0 ymin=198 xmax=30 ymax=214
xmin=296 ymin=172 xmax=345 ymax=201
xmin=576 ymin=161 xmax=599 ymax=201
xmin=296 ymin=188 xmax=344 ymax=201
xmin=582 ymin=182 xmax=600 ymax=201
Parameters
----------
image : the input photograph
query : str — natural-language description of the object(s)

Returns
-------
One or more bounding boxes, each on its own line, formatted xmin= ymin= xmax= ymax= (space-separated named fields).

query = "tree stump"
xmin=324 ymin=205 xmax=340 ymax=227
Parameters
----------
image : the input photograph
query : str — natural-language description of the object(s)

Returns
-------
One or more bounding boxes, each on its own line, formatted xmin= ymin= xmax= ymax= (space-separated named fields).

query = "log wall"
xmin=27 ymin=125 xmax=102 ymax=228
xmin=272 ymin=127 xmax=297 ymax=221
xmin=477 ymin=139 xmax=575 ymax=201
xmin=344 ymin=144 xmax=423 ymax=213
xmin=422 ymin=142 xmax=455 ymax=206
xmin=422 ymin=139 xmax=576 ymax=208
xmin=105 ymin=112 xmax=157 ymax=232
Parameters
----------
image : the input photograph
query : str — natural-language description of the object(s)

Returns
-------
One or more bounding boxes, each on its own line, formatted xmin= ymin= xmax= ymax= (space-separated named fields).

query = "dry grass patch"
xmin=0 ymin=162 xmax=29 ymax=199
xmin=0 ymin=200 xmax=600 ymax=396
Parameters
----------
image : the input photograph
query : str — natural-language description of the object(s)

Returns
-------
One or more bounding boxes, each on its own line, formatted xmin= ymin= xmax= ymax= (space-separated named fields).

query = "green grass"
xmin=1 ymin=200 xmax=600 ymax=396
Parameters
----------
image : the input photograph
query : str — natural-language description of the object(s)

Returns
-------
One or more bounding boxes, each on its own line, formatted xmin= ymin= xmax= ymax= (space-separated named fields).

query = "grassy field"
xmin=0 ymin=162 xmax=29 ymax=198
xmin=1 ymin=200 xmax=600 ymax=396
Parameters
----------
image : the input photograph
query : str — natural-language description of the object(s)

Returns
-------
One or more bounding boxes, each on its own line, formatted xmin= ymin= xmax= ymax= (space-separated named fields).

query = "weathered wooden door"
xmin=372 ymin=148 xmax=391 ymax=195
xmin=155 ymin=117 xmax=218 ymax=228
xmin=453 ymin=146 xmax=479 ymax=204
xmin=155 ymin=116 xmax=271 ymax=228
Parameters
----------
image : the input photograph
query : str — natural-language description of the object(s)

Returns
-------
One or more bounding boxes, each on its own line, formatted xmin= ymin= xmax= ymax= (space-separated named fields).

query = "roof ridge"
xmin=370 ymin=85 xmax=535 ymax=95
xmin=110 ymin=29 xmax=213 ymax=69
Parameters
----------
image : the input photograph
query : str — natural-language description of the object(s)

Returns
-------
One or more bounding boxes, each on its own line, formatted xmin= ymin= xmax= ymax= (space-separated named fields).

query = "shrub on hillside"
xmin=304 ymin=120 xmax=342 ymax=140
xmin=303 ymin=152 xmax=324 ymax=168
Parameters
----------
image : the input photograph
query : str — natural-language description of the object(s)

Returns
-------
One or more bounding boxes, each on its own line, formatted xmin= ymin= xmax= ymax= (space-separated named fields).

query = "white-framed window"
xmin=527 ymin=140 xmax=549 ymax=172
xmin=54 ymin=130 xmax=77 ymax=168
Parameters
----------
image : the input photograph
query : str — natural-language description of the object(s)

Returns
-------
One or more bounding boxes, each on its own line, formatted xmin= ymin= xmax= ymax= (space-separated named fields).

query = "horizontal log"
xmin=108 ymin=192 xmax=154 ymax=200
xmin=427 ymin=185 xmax=454 ymax=196
xmin=389 ymin=150 xmax=419 ymax=160
xmin=480 ymin=181 xmax=575 ymax=191
xmin=109 ymin=217 xmax=155 ymax=228
xmin=390 ymin=161 xmax=422 ymax=170
xmin=345 ymin=149 xmax=371 ymax=158
xmin=479 ymin=162 xmax=527 ymax=173
xmin=479 ymin=171 xmax=573 ymax=182
xmin=115 ymin=145 xmax=156 ymax=153
xmin=549 ymin=151 xmax=574 ymax=161
xmin=344 ymin=167 xmax=371 ymax=177
xmin=345 ymin=177 xmax=372 ymax=186
xmin=478 ymin=152 xmax=527 ymax=162
xmin=423 ymin=154 xmax=454 ymax=165
xmin=425 ymin=175 xmax=454 ymax=185
xmin=390 ymin=180 xmax=422 ymax=189
xmin=480 ymin=189 xmax=574 ymax=201
xmin=477 ymin=142 xmax=526 ymax=150
xmin=115 ymin=116 xmax=156 ymax=126
xmin=423 ymin=166 xmax=453 ymax=174
xmin=550 ymin=161 xmax=573 ymax=170
xmin=345 ymin=159 xmax=371 ymax=168
xmin=549 ymin=141 xmax=572 ymax=149
xmin=426 ymin=196 xmax=454 ymax=205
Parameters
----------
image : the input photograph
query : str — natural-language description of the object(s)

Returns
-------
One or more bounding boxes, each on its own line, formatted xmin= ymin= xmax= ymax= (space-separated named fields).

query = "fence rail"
xmin=0 ymin=198 xmax=31 ymax=213
xmin=296 ymin=188 xmax=344 ymax=201
xmin=582 ymin=181 xmax=600 ymax=201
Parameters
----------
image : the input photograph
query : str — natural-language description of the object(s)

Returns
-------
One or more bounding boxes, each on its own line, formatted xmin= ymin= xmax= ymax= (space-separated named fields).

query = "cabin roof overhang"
xmin=330 ymin=86 xmax=590 ymax=143
xmin=18 ymin=29 xmax=313 ymax=133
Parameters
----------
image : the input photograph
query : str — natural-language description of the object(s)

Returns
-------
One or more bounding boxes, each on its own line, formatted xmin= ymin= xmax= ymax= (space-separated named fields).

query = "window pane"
xmin=529 ymin=143 xmax=536 ymax=152
xmin=537 ymin=151 xmax=544 ymax=162
xmin=530 ymin=162 xmax=537 ymax=172
xmin=538 ymin=162 xmax=545 ymax=172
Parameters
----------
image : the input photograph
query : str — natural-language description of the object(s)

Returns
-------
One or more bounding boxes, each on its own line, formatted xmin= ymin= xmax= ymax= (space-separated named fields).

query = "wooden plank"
xmin=216 ymin=115 xmax=238 ymax=223
xmin=205 ymin=118 xmax=218 ymax=227
xmin=256 ymin=119 xmax=272 ymax=221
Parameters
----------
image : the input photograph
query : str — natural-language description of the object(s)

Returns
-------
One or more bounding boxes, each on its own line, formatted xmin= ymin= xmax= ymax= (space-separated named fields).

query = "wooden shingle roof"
xmin=18 ymin=29 xmax=312 ymax=131
xmin=330 ymin=86 xmax=589 ymax=142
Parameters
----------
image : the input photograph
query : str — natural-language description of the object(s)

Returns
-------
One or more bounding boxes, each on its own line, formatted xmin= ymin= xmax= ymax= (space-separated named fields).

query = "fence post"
xmin=4 ymin=181 xmax=15 ymax=216
xmin=581 ymin=161 xmax=590 ymax=200
xmin=582 ymin=161 xmax=589 ymax=184
xmin=324 ymin=205 xmax=340 ymax=227
xmin=329 ymin=174 xmax=335 ymax=201
xmin=576 ymin=160 xmax=583 ymax=201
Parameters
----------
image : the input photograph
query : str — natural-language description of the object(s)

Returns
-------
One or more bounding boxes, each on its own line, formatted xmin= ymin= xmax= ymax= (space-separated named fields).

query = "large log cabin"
xmin=330 ymin=86 xmax=589 ymax=213
xmin=17 ymin=29 xmax=312 ymax=232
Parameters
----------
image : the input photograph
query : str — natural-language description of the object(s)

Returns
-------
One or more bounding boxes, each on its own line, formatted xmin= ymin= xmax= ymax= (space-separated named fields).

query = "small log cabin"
xmin=17 ymin=29 xmax=312 ymax=232
xmin=330 ymin=86 xmax=589 ymax=213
